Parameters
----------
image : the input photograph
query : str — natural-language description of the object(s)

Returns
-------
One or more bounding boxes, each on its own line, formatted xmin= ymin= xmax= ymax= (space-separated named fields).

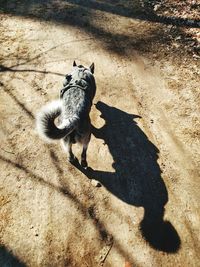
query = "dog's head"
xmin=63 ymin=61 xmax=95 ymax=87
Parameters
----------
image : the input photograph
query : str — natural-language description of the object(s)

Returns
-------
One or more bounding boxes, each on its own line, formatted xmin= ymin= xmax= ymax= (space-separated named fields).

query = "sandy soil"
xmin=0 ymin=1 xmax=200 ymax=266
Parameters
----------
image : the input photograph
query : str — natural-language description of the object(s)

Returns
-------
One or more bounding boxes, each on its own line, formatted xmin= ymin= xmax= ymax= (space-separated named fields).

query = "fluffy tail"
xmin=36 ymin=100 xmax=79 ymax=141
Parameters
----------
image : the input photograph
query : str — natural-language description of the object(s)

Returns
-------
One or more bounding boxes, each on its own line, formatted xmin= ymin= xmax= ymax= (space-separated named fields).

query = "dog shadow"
xmin=73 ymin=101 xmax=181 ymax=253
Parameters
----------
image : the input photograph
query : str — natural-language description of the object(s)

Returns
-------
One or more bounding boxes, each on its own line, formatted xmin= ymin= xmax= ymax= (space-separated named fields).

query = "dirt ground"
xmin=0 ymin=1 xmax=200 ymax=267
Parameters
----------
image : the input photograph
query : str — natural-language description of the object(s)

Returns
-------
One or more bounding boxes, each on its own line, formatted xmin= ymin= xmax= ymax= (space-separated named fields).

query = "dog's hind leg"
xmin=61 ymin=137 xmax=76 ymax=163
xmin=81 ymin=133 xmax=91 ymax=169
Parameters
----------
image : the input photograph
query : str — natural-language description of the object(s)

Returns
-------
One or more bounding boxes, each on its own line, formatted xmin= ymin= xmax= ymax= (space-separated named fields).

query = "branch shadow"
xmin=72 ymin=101 xmax=181 ymax=253
xmin=0 ymin=245 xmax=26 ymax=267
xmin=0 ymin=64 xmax=65 ymax=77
xmin=1 ymin=82 xmax=34 ymax=120
xmin=0 ymin=37 xmax=93 ymax=70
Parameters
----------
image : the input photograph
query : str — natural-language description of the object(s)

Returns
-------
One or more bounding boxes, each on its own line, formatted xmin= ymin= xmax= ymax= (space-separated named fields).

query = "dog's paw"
xmin=81 ymin=160 xmax=88 ymax=169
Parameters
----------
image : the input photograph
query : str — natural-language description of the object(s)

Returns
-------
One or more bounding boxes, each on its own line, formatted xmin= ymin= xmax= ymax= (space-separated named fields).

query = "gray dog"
xmin=36 ymin=61 xmax=96 ymax=168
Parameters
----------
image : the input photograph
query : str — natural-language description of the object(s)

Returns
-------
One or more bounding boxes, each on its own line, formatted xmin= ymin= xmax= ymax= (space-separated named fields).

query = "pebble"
xmin=91 ymin=179 xmax=101 ymax=187
xmin=153 ymin=4 xmax=160 ymax=11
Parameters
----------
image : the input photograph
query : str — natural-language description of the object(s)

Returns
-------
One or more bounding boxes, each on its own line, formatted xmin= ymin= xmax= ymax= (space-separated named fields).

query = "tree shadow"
xmin=66 ymin=0 xmax=200 ymax=28
xmin=0 ymin=0 xmax=199 ymax=28
xmin=0 ymin=245 xmax=26 ymax=267
xmin=0 ymin=0 xmax=199 ymax=60
xmin=72 ymin=101 xmax=181 ymax=253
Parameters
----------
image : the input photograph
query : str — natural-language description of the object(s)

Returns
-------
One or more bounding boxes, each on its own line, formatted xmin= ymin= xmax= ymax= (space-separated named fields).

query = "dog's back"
xmin=61 ymin=65 xmax=96 ymax=119
xmin=61 ymin=87 xmax=91 ymax=144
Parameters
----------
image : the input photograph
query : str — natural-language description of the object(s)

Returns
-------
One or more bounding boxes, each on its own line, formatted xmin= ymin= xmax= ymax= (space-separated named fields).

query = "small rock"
xmin=175 ymin=36 xmax=181 ymax=41
xmin=193 ymin=54 xmax=200 ymax=59
xmin=153 ymin=4 xmax=160 ymax=11
xmin=91 ymin=179 xmax=101 ymax=187
xmin=172 ymin=42 xmax=180 ymax=48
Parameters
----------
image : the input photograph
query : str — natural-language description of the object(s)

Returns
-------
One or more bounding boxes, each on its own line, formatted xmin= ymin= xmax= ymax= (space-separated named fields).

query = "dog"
xmin=36 ymin=61 xmax=96 ymax=168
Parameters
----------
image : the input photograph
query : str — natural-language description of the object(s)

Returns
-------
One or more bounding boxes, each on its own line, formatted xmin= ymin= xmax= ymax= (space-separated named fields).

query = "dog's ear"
xmin=73 ymin=61 xmax=77 ymax=67
xmin=89 ymin=63 xmax=94 ymax=74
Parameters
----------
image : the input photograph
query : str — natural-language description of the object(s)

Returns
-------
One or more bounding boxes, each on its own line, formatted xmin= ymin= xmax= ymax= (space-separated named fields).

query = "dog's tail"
xmin=36 ymin=100 xmax=79 ymax=141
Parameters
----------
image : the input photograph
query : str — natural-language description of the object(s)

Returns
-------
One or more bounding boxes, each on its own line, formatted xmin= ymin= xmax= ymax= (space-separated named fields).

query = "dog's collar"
xmin=60 ymin=79 xmax=92 ymax=106
xmin=60 ymin=79 xmax=88 ymax=98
